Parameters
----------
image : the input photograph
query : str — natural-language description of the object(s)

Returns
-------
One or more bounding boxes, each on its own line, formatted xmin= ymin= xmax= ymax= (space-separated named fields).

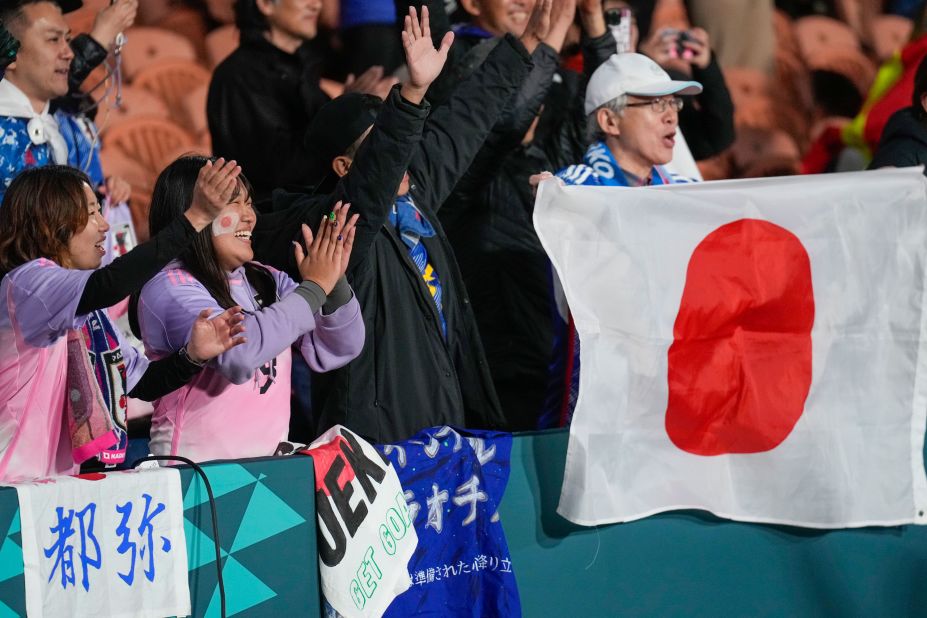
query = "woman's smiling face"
xmin=211 ymin=184 xmax=257 ymax=272
xmin=64 ymin=183 xmax=109 ymax=270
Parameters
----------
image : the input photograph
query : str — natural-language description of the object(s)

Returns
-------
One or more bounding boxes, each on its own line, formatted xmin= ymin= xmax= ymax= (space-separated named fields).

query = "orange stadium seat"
xmin=773 ymin=10 xmax=801 ymax=58
xmin=131 ymin=59 xmax=212 ymax=130
xmin=119 ymin=27 xmax=198 ymax=80
xmin=93 ymin=85 xmax=170 ymax=134
xmin=205 ymin=0 xmax=236 ymax=24
xmin=181 ymin=83 xmax=210 ymax=142
xmin=872 ymin=14 xmax=914 ymax=60
xmin=794 ymin=16 xmax=860 ymax=60
xmin=103 ymin=117 xmax=196 ymax=175
xmin=806 ymin=47 xmax=877 ymax=98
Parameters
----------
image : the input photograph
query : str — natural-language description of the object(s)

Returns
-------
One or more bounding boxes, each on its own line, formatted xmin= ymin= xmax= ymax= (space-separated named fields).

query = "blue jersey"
xmin=0 ymin=111 xmax=104 ymax=202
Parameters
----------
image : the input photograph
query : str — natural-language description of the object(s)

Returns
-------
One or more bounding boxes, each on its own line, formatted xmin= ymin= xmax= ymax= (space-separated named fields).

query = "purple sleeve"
xmin=266 ymin=266 xmax=365 ymax=371
xmin=297 ymin=292 xmax=365 ymax=372
xmin=7 ymin=259 xmax=93 ymax=347
xmin=138 ymin=268 xmax=318 ymax=385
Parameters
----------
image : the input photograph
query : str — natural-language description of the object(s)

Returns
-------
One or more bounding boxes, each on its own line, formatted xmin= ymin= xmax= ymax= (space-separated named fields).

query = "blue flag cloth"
xmin=377 ymin=427 xmax=520 ymax=617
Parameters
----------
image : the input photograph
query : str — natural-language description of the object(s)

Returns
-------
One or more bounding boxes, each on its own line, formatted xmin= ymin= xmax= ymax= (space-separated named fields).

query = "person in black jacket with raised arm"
xmin=251 ymin=3 xmax=545 ymax=443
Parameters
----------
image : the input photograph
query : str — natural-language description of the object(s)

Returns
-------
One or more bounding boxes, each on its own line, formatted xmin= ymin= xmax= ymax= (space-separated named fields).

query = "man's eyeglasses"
xmin=625 ymin=97 xmax=685 ymax=113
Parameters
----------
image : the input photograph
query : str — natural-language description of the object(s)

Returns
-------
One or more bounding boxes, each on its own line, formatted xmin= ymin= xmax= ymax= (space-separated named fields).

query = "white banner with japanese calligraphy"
xmin=13 ymin=469 xmax=190 ymax=618
xmin=305 ymin=426 xmax=418 ymax=618
xmin=535 ymin=169 xmax=927 ymax=528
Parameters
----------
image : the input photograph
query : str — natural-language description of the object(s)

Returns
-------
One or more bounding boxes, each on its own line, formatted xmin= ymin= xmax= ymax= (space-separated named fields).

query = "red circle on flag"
xmin=665 ymin=218 xmax=814 ymax=455
xmin=220 ymin=215 xmax=233 ymax=229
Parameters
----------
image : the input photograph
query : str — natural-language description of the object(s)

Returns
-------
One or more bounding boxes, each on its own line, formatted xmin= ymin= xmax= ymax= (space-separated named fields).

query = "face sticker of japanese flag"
xmin=211 ymin=208 xmax=240 ymax=237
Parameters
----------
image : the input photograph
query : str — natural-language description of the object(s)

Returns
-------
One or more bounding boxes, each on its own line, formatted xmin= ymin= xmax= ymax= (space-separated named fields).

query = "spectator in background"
xmin=208 ymin=0 xmax=394 ymax=205
xmin=0 ymin=0 xmax=135 ymax=263
xmin=843 ymin=3 xmax=927 ymax=160
xmin=684 ymin=0 xmax=774 ymax=74
xmin=438 ymin=0 xmax=615 ymax=430
xmin=340 ymin=0 xmax=404 ymax=75
xmin=869 ymin=54 xmax=927 ymax=172
xmin=423 ymin=0 xmax=539 ymax=104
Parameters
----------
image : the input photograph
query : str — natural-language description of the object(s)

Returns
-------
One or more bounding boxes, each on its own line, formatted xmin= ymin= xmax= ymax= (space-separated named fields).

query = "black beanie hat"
xmin=303 ymin=92 xmax=383 ymax=185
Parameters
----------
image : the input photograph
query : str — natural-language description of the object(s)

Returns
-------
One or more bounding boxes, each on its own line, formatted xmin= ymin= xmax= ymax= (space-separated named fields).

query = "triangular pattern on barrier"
xmin=230 ymin=482 xmax=305 ymax=553
xmin=5 ymin=510 xmax=18 ymax=536
xmin=184 ymin=517 xmax=229 ymax=571
xmin=0 ymin=577 xmax=25 ymax=617
xmin=183 ymin=464 xmax=257 ymax=509
xmin=0 ymin=599 xmax=19 ymax=618
xmin=0 ymin=510 xmax=22 ymax=584
xmin=204 ymin=556 xmax=276 ymax=617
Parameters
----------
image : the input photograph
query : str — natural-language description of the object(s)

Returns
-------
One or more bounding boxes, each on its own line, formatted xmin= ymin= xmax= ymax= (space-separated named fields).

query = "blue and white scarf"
xmin=556 ymin=141 xmax=673 ymax=187
xmin=389 ymin=195 xmax=447 ymax=338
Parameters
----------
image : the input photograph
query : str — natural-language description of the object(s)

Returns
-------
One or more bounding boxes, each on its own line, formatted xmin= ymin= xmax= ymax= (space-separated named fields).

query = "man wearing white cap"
xmin=543 ymin=52 xmax=703 ymax=427
xmin=556 ymin=52 xmax=702 ymax=187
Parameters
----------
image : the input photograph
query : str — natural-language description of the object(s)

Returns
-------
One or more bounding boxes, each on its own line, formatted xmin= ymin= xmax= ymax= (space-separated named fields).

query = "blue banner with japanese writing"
xmin=377 ymin=426 xmax=520 ymax=617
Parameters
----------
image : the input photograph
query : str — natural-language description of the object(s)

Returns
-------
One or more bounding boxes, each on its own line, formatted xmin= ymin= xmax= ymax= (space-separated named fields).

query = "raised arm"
xmin=334 ymin=6 xmax=453 ymax=272
xmin=407 ymin=0 xmax=547 ymax=211
xmin=76 ymin=159 xmax=240 ymax=314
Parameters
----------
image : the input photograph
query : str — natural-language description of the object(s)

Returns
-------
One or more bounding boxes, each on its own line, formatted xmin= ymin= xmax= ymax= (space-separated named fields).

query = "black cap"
xmin=303 ymin=92 xmax=382 ymax=185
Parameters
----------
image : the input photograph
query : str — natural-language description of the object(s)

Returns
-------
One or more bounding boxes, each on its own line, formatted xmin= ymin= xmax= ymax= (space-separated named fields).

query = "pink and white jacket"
xmin=137 ymin=261 xmax=364 ymax=463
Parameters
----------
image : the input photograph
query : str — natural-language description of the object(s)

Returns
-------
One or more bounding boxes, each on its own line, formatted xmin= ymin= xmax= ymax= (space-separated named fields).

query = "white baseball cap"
xmin=584 ymin=53 xmax=703 ymax=115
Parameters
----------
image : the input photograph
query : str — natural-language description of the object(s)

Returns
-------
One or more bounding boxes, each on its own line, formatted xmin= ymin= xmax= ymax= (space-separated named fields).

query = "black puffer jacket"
xmin=438 ymin=32 xmax=614 ymax=429
xmin=253 ymin=36 xmax=532 ymax=443
xmin=207 ymin=33 xmax=330 ymax=203
xmin=869 ymin=106 xmax=927 ymax=174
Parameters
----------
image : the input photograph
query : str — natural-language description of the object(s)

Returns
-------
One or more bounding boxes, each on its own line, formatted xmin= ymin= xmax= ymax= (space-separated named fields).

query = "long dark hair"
xmin=0 ymin=165 xmax=92 ymax=276
xmin=146 ymin=155 xmax=276 ymax=310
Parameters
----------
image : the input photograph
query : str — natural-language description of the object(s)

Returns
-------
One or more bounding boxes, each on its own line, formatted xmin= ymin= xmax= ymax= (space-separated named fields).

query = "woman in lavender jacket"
xmin=135 ymin=156 xmax=364 ymax=462
xmin=0 ymin=162 xmax=247 ymax=483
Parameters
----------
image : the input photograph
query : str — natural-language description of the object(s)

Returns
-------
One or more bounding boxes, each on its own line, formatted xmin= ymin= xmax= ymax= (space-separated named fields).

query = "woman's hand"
xmin=294 ymin=201 xmax=357 ymax=293
xmin=185 ymin=158 xmax=242 ymax=231
xmin=186 ymin=306 xmax=247 ymax=363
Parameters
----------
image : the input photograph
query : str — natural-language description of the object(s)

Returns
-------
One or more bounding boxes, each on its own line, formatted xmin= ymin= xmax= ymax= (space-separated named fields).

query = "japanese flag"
xmin=534 ymin=168 xmax=927 ymax=529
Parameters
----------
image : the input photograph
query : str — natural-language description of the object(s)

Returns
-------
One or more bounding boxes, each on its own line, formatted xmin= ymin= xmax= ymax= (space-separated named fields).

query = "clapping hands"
xmin=293 ymin=201 xmax=359 ymax=294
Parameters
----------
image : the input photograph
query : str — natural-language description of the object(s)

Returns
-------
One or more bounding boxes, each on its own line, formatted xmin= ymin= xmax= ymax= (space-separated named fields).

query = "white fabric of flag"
xmin=534 ymin=168 xmax=927 ymax=529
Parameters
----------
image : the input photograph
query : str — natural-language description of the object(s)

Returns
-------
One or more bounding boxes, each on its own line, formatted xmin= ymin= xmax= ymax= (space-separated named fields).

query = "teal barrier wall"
xmin=0 ymin=457 xmax=321 ymax=618
xmin=500 ymin=429 xmax=927 ymax=617
xmin=3 ymin=431 xmax=926 ymax=617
